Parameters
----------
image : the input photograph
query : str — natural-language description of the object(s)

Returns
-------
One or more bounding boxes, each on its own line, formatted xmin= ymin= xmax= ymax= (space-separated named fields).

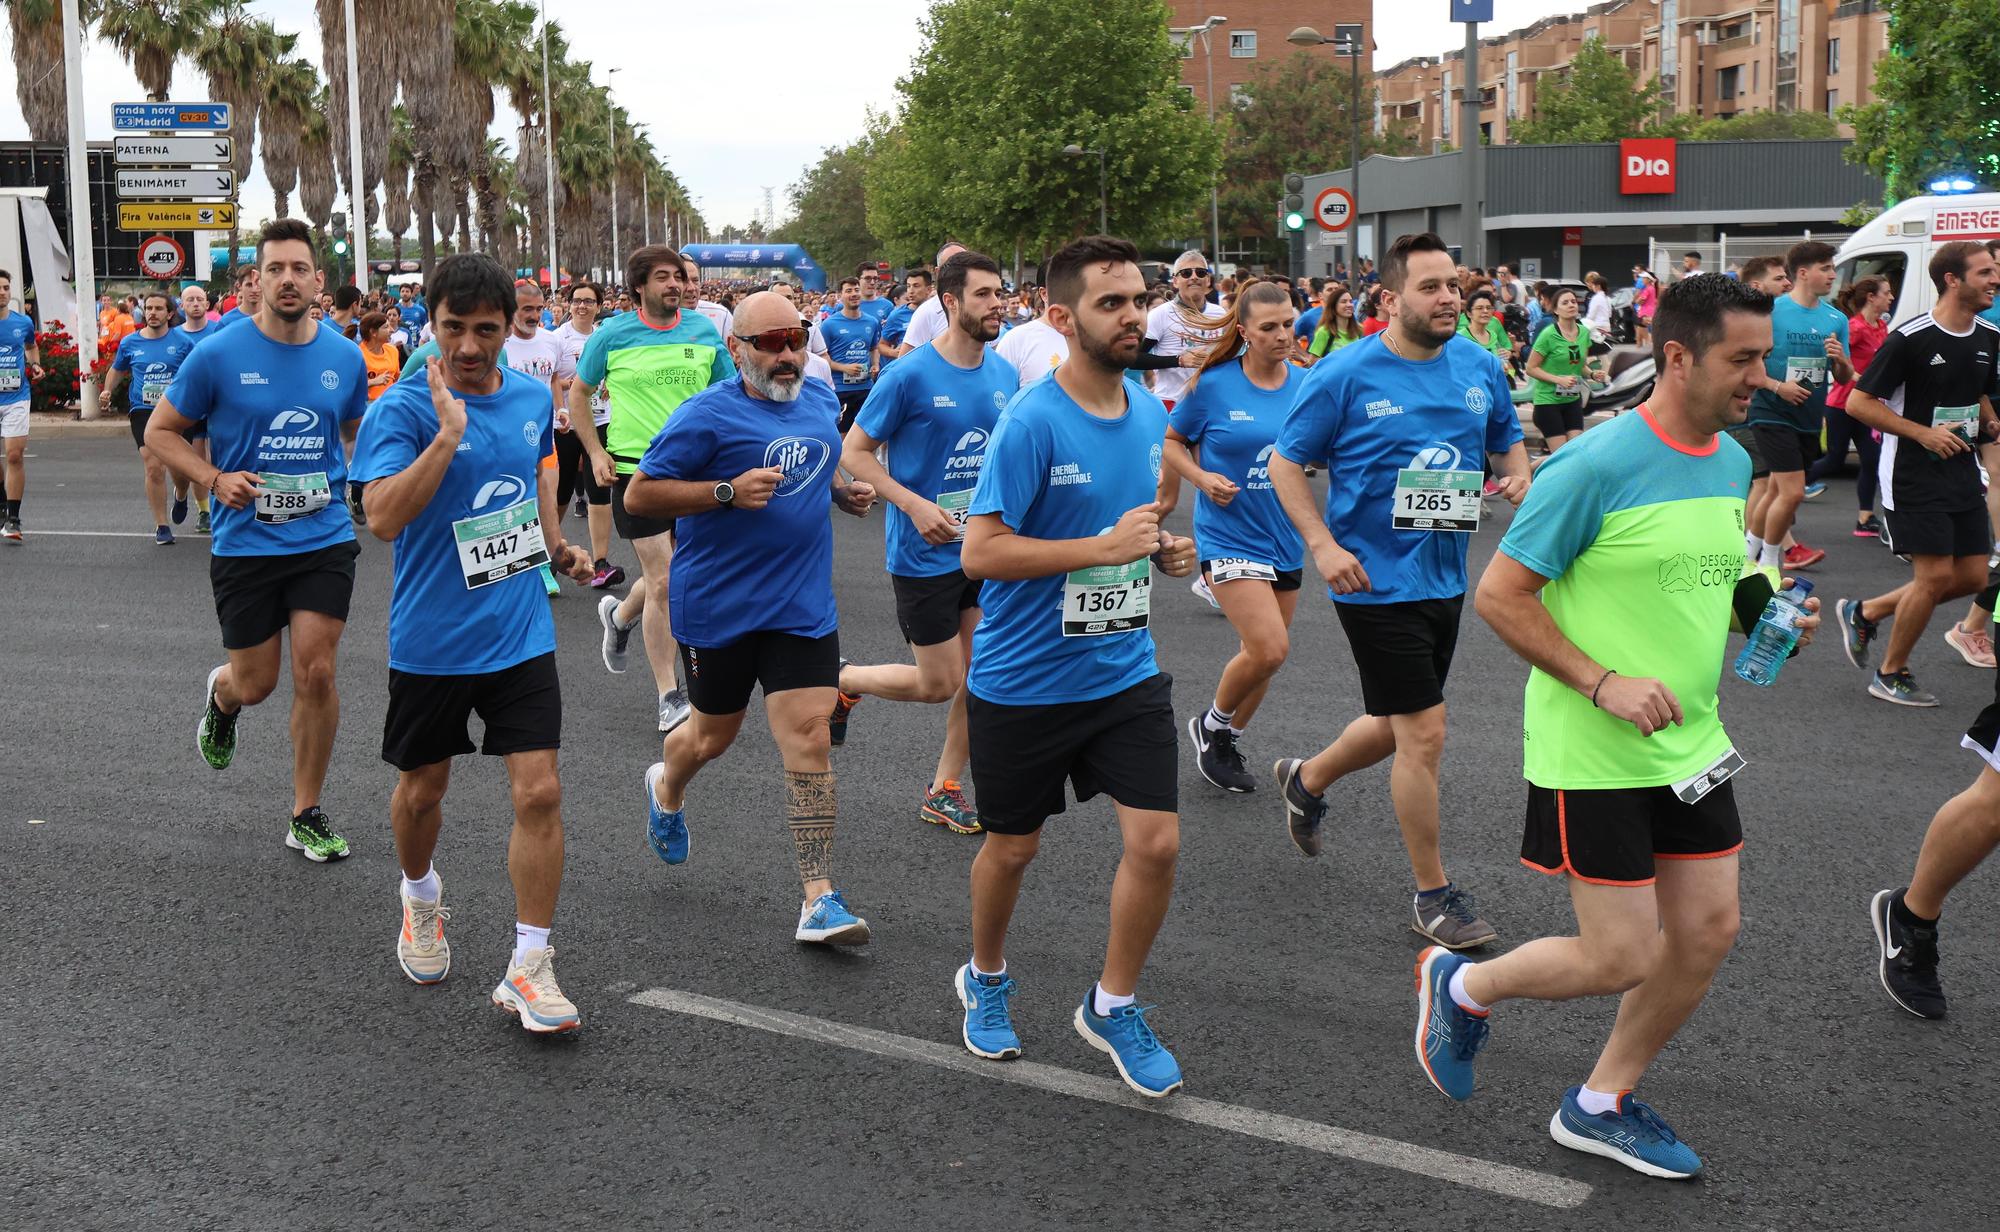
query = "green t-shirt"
xmin=1309 ymin=324 xmax=1359 ymax=357
xmin=1528 ymin=321 xmax=1593 ymax=405
xmin=399 ymin=338 xmax=439 ymax=380
xmin=574 ymin=309 xmax=737 ymax=473
xmin=1457 ymin=316 xmax=1512 ymax=366
xmin=1497 ymin=408 xmax=1751 ymax=789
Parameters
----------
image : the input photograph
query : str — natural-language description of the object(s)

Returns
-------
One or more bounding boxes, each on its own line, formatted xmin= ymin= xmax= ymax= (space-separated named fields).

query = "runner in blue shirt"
xmin=147 ymin=218 xmax=369 ymax=864
xmin=952 ymin=235 xmax=1199 ymax=1099
xmin=1744 ymin=241 xmax=1851 ymax=579
xmin=1163 ymin=281 xmax=1307 ymax=794
xmin=822 ymin=276 xmax=883 ymax=432
xmin=877 ymin=267 xmax=927 ymax=372
xmin=0 ymin=267 xmax=43 ymax=540
xmin=170 ymin=283 xmax=220 ymax=534
xmin=833 ymin=250 xmax=1020 ymax=836
xmin=625 ymin=290 xmax=881 ymax=947
xmin=856 ymin=264 xmax=895 ymax=327
xmin=350 ymin=253 xmax=596 ymax=1033
xmin=398 ymin=284 xmax=429 ymax=341
xmin=1268 ymin=230 xmax=1530 ymax=950
xmin=105 ymin=288 xmax=198 ymax=542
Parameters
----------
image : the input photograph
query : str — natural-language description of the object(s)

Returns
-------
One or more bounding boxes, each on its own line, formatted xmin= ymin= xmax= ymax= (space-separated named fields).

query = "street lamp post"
xmin=1179 ymin=16 xmax=1228 ymax=263
xmin=342 ymin=0 xmax=368 ymax=291
xmin=537 ymin=0 xmax=557 ymax=291
xmin=1063 ymin=143 xmax=1106 ymax=233
xmin=606 ymin=66 xmax=620 ymax=279
xmin=1288 ymin=24 xmax=1366 ymax=270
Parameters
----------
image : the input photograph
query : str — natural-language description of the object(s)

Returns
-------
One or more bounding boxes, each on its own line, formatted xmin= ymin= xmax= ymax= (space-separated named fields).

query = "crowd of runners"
xmin=5 ymin=214 xmax=2000 ymax=1187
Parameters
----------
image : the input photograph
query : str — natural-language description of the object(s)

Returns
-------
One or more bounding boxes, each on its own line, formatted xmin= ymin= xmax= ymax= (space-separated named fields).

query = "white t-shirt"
xmin=502 ymin=327 xmax=574 ymax=425
xmin=695 ymin=300 xmax=734 ymax=339
xmin=902 ymin=295 xmax=947 ymax=350
xmin=1584 ymin=291 xmax=1613 ymax=334
xmin=995 ymin=318 xmax=1069 ymax=383
xmin=1144 ymin=300 xmax=1226 ymax=405
xmin=553 ymin=321 xmax=610 ymax=426
xmin=804 ymin=350 xmax=835 ymax=388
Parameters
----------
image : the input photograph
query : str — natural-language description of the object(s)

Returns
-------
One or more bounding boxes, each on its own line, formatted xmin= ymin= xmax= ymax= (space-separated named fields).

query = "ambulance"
xmin=1833 ymin=194 xmax=2000 ymax=327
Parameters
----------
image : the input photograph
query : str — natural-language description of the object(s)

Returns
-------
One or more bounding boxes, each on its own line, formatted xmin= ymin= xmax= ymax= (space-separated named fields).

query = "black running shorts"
xmin=209 ymin=540 xmax=359 ymax=650
xmin=1722 ymin=423 xmax=1768 ymax=480
xmin=381 ymin=651 xmax=562 ymax=771
xmin=1531 ymin=402 xmax=1586 ymax=440
xmin=128 ymin=408 xmax=151 ymax=450
xmin=1751 ymin=423 xmax=1822 ymax=475
xmin=968 ymin=672 xmax=1178 ymax=835
xmin=611 ymin=466 xmax=676 ymax=542
xmin=1521 ymin=782 xmax=1743 ymax=887
xmin=1333 ymin=595 xmax=1464 ymax=716
xmin=892 ymin=569 xmax=983 ymax=647
xmin=678 ymin=630 xmax=841 ymax=716
xmin=1883 ymin=505 xmax=1990 ymax=559
xmin=836 ymin=388 xmax=869 ymax=434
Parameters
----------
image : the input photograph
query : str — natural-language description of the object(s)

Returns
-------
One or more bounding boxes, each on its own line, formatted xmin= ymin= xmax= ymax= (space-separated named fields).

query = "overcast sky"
xmin=1 ymin=0 xmax=1581 ymax=231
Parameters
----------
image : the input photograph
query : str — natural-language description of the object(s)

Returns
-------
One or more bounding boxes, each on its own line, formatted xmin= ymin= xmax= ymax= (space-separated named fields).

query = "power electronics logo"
xmin=471 ymin=475 xmax=528 ymax=511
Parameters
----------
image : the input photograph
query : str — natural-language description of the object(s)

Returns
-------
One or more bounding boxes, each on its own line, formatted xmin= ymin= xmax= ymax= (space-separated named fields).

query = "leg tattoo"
xmin=786 ymin=769 xmax=837 ymax=884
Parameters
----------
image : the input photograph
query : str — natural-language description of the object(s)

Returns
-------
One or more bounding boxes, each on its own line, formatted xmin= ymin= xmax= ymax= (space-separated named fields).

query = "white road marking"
xmin=13 ymin=529 xmax=160 ymax=538
xmin=629 ymin=987 xmax=1590 ymax=1209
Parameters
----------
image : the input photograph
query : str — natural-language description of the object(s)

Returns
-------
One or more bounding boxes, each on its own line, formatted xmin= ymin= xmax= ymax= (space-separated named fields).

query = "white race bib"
xmin=139 ymin=378 xmax=167 ymax=406
xmin=1933 ymin=403 xmax=1979 ymax=441
xmin=0 ymin=370 xmax=19 ymax=393
xmin=1785 ymin=356 xmax=1828 ymax=387
xmin=936 ymin=489 xmax=973 ymax=538
xmin=254 ymin=471 xmax=332 ymax=524
xmin=1671 ymin=746 xmax=1745 ymax=805
xmin=1062 ymin=559 xmax=1151 ymax=636
xmin=453 ymin=498 xmax=549 ymax=590
xmin=1393 ymin=469 xmax=1483 ymax=533
xmin=1207 ymin=557 xmax=1278 ymax=584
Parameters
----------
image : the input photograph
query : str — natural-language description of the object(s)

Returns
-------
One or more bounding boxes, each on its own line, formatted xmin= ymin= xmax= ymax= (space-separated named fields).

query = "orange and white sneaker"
xmin=396 ymin=876 xmax=451 ymax=985
xmin=491 ymin=947 xmax=581 ymax=1033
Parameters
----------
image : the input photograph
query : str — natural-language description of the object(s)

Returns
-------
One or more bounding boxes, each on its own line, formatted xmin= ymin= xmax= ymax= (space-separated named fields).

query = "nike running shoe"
xmin=1413 ymin=947 xmax=1487 ymax=1101
xmin=829 ymin=685 xmax=861 ymax=748
xmin=657 ymin=688 xmax=690 ymax=735
xmin=1870 ymin=669 xmax=1939 ymax=707
xmin=1412 ymin=884 xmax=1498 ymax=949
xmin=1191 ymin=573 xmax=1220 ymax=610
xmin=1835 ymin=598 xmax=1877 ymax=670
xmin=1549 ymin=1088 xmax=1702 ymax=1179
xmin=1274 ymin=757 xmax=1326 ymax=856
xmin=1870 ymin=888 xmax=1946 ymax=1019
xmin=921 ymin=780 xmax=981 ymax=834
xmin=598 ymin=594 xmax=632 ymax=673
xmin=572 ymin=494 xmax=589 ymax=520
xmin=195 ymin=508 xmax=210 ymax=535
xmin=286 ymin=806 xmax=351 ymax=862
xmin=1783 ymin=542 xmax=1825 ymax=570
xmin=1853 ymin=515 xmax=1882 ymax=539
xmin=1188 ymin=715 xmax=1255 ymax=793
xmin=955 ymin=963 xmax=1022 ymax=1060
xmin=1802 ymin=481 xmax=1827 ymax=501
xmin=492 ymin=947 xmax=581 ymax=1033
xmin=644 ymin=761 xmax=690 ymax=865
xmin=171 ymin=491 xmax=189 ymax=525
xmin=1945 ymin=624 xmax=1996 ymax=668
xmin=397 ymin=875 xmax=451 ymax=985
xmin=1074 ymin=992 xmax=1183 ymax=1098
xmin=795 ymin=890 xmax=871 ymax=945
xmin=197 ymin=665 xmax=237 ymax=770
xmin=154 ymin=525 xmax=174 ymax=546
xmin=2 ymin=519 xmax=22 ymax=541
xmin=588 ymin=560 xmax=626 ymax=589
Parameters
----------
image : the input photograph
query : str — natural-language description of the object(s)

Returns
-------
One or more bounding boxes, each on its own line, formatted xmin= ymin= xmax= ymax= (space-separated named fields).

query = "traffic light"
xmin=330 ymin=210 xmax=351 ymax=258
xmin=1282 ymin=173 xmax=1305 ymax=232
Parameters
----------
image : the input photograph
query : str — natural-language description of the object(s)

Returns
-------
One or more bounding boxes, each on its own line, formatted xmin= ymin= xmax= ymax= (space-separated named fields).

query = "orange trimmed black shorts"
xmin=1522 ymin=783 xmax=1742 ymax=887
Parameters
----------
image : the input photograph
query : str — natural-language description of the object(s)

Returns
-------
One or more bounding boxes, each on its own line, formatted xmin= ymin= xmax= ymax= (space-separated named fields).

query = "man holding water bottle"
xmin=1408 ymin=275 xmax=1819 ymax=1182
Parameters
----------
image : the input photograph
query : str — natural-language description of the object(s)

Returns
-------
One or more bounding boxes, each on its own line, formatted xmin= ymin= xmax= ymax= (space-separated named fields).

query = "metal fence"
xmin=1648 ymin=232 xmax=1851 ymax=277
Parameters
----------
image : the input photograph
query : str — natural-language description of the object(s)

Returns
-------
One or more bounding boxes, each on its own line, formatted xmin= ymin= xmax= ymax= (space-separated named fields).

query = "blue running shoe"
xmin=644 ymin=762 xmax=689 ymax=865
xmin=955 ymin=963 xmax=1022 ymax=1060
xmin=1802 ymin=481 xmax=1827 ymax=501
xmin=1074 ymin=991 xmax=1183 ymax=1097
xmin=795 ymin=890 xmax=871 ymax=945
xmin=1414 ymin=946 xmax=1488 ymax=1101
xmin=1549 ymin=1087 xmax=1702 ymax=1179
xmin=171 ymin=491 xmax=189 ymax=525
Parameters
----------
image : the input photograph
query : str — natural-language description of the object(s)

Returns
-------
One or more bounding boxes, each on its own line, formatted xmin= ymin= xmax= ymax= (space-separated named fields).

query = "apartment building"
xmin=1376 ymin=0 xmax=1890 ymax=150
xmin=1166 ymin=0 xmax=1374 ymax=113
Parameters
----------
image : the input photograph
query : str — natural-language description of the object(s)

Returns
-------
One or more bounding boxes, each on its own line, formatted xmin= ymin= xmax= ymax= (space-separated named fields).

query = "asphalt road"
xmin=4 ymin=434 xmax=1992 ymax=1230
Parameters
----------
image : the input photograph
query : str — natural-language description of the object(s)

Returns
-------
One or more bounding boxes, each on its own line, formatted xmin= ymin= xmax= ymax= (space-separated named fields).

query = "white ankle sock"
xmin=1759 ymin=542 xmax=1783 ymax=568
xmin=1447 ymin=964 xmax=1489 ymax=1014
xmin=401 ymin=866 xmax=440 ymax=903
xmin=970 ymin=957 xmax=1006 ymax=979
xmin=512 ymin=922 xmax=550 ymax=967
xmin=1746 ymin=534 xmax=1764 ymax=558
xmin=1576 ymin=1085 xmax=1624 ymax=1116
xmin=1093 ymin=983 xmax=1136 ymax=1017
xmin=1203 ymin=705 xmax=1234 ymax=733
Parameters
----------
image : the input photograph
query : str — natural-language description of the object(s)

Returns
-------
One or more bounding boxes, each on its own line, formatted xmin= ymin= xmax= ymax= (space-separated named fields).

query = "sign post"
xmin=112 ymin=97 xmax=238 ymax=292
xmin=64 ymin=0 xmax=100 ymax=418
xmin=1313 ymin=185 xmax=1356 ymax=233
xmin=1450 ymin=0 xmax=1489 ymax=269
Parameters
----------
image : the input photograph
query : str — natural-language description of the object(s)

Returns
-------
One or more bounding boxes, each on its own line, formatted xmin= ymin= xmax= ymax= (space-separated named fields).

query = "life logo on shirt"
xmin=1409 ymin=441 xmax=1465 ymax=471
xmin=1464 ymin=386 xmax=1490 ymax=416
xmin=765 ymin=435 xmax=831 ymax=497
xmin=471 ymin=474 xmax=530 ymax=511
xmin=260 ymin=408 xmax=327 ymax=459
xmin=319 ymin=369 xmax=341 ymax=391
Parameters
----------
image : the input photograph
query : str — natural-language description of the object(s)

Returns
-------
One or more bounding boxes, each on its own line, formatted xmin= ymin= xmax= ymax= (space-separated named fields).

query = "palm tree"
xmin=473 ymin=134 xmax=509 ymax=251
xmin=98 ymin=0 xmax=220 ymax=101
xmin=259 ymin=55 xmax=318 ymax=220
xmin=298 ymin=87 xmax=337 ymax=241
xmin=195 ymin=5 xmax=292 ymax=274
xmin=392 ymin=0 xmax=456 ymax=277
xmin=383 ymin=108 xmax=413 ymax=269
xmin=313 ymin=0 xmax=394 ymax=198
xmin=5 ymin=0 xmax=67 ymax=143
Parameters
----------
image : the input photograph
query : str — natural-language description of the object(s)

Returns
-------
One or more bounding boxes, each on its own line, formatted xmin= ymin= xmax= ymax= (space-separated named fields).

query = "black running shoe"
xmin=1274 ymin=758 xmax=1327 ymax=856
xmin=1870 ymin=889 xmax=1946 ymax=1019
xmin=1188 ymin=716 xmax=1256 ymax=793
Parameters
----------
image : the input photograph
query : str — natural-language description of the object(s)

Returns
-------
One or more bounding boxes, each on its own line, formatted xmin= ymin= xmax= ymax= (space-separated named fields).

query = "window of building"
xmin=1229 ymin=30 xmax=1256 ymax=58
xmin=1826 ymin=88 xmax=1838 ymax=114
xmin=1775 ymin=0 xmax=1799 ymax=110
xmin=1173 ymin=30 xmax=1194 ymax=58
xmin=1827 ymin=37 xmax=1840 ymax=74
xmin=1718 ymin=65 xmax=1740 ymax=100
xmin=1753 ymin=60 xmax=1760 ymax=93
xmin=1661 ymin=0 xmax=1679 ymax=82
xmin=1506 ymin=51 xmax=1518 ymax=118
xmin=1441 ymin=70 xmax=1452 ymax=138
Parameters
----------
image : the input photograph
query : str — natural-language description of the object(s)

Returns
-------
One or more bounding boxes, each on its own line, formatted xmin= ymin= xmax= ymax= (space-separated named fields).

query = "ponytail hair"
xmin=1837 ymin=275 xmax=1887 ymax=318
xmin=1191 ymin=279 xmax=1295 ymax=383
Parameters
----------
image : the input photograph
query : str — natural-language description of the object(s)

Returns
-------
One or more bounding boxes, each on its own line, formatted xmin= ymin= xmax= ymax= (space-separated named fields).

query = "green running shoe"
xmin=197 ymin=665 xmax=238 ymax=770
xmin=921 ymin=780 xmax=982 ymax=834
xmin=287 ymin=806 xmax=352 ymax=862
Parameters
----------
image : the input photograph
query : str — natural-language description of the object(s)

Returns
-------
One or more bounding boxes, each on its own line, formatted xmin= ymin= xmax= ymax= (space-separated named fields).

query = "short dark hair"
xmin=905 ymin=267 xmax=933 ymax=287
xmin=1379 ymin=232 xmax=1453 ymax=293
xmin=234 ymin=262 xmax=260 ymax=287
xmin=255 ymin=218 xmax=316 ymax=268
xmin=333 ymin=285 xmax=362 ymax=311
xmin=1930 ymin=240 xmax=1990 ymax=294
xmin=1464 ymin=287 xmax=1495 ymax=310
xmin=1046 ymin=235 xmax=1142 ymax=309
xmin=1738 ymin=256 xmax=1783 ymax=285
xmin=1987 ymin=239 xmax=2000 ymax=257
xmin=839 ymin=276 xmax=860 ymax=290
xmin=857 ymin=262 xmax=881 ymax=277
xmin=1684 ymin=251 xmax=1702 ymax=261
xmin=428 ymin=253 xmax=515 ymax=322
xmin=625 ymin=243 xmax=684 ymax=295
xmin=141 ymin=288 xmax=172 ymax=307
xmin=1784 ymin=240 xmax=1837 ymax=277
xmin=1652 ymin=273 xmax=1772 ymax=367
xmin=0 ymin=268 xmax=10 ymax=284
xmin=937 ymin=250 xmax=1001 ymax=306
xmin=567 ymin=280 xmax=601 ymax=302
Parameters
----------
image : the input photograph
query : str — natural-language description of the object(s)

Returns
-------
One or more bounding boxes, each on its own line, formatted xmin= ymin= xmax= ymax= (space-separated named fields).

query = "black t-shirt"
xmin=1859 ymin=313 xmax=2000 ymax=513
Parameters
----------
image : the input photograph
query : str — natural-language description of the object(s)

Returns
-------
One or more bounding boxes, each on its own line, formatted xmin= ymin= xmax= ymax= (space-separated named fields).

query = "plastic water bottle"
xmin=1733 ymin=578 xmax=1814 ymax=687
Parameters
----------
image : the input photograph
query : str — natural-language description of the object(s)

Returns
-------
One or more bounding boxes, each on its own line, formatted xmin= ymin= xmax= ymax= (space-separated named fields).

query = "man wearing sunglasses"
xmin=624 ymin=291 xmax=879 ymax=946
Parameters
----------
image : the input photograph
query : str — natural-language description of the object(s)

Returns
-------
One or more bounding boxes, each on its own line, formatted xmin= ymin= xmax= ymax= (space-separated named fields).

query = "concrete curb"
xmin=26 ymin=411 xmax=132 ymax=439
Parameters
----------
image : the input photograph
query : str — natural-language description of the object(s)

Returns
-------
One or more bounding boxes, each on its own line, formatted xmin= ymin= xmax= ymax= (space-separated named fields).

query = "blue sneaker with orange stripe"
xmin=1548 ymin=1087 xmax=1702 ymax=1179
xmin=491 ymin=947 xmax=581 ymax=1033
xmin=1414 ymin=946 xmax=1487 ymax=1101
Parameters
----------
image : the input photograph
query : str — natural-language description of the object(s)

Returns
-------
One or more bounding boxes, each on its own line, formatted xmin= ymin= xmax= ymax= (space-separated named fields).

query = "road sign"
xmin=112 ymin=101 xmax=232 ymax=132
xmin=118 ymin=202 xmax=238 ymax=231
xmin=1313 ymin=186 xmax=1356 ymax=232
xmin=138 ymin=235 xmax=187 ymax=280
xmin=116 ymin=170 xmax=235 ymax=199
xmin=1448 ymin=0 xmax=1493 ymax=21
xmin=114 ymin=135 xmax=234 ymax=165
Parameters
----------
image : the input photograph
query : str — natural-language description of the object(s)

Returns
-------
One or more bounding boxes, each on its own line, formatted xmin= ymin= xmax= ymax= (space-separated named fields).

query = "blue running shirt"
xmin=0 ymin=311 xmax=35 ymax=406
xmin=1169 ymin=359 xmax=1305 ymax=572
xmin=821 ymin=311 xmax=882 ymax=393
xmin=855 ymin=345 xmax=1020 ymax=577
xmin=1276 ymin=333 xmax=1520 ymax=604
xmin=966 ymin=376 xmax=1167 ymax=706
xmin=350 ymin=367 xmax=558 ymax=675
xmin=162 ymin=322 xmax=367 ymax=557
xmin=112 ymin=329 xmax=197 ymax=413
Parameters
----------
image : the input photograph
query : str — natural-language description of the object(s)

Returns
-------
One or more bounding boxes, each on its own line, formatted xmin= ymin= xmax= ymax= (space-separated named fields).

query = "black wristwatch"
xmin=714 ymin=480 xmax=735 ymax=508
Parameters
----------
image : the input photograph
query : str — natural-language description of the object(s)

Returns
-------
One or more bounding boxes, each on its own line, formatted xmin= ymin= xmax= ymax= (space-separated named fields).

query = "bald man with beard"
xmin=623 ymin=292 xmax=883 ymax=946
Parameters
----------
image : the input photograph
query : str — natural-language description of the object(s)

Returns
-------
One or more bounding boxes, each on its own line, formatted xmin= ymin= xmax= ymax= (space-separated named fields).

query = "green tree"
xmin=774 ymin=138 xmax=885 ymax=277
xmin=1840 ymin=0 xmax=2000 ymax=201
xmin=1219 ymin=50 xmax=1420 ymax=265
xmin=1512 ymin=37 xmax=1686 ymax=145
xmin=865 ymin=0 xmax=1220 ymax=257
xmin=100 ymin=0 xmax=223 ymax=101
xmin=1688 ymin=109 xmax=1838 ymax=142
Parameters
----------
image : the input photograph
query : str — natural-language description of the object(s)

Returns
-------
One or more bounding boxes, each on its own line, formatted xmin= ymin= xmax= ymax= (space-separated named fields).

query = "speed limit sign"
xmin=1313 ymin=186 xmax=1355 ymax=233
xmin=139 ymin=234 xmax=186 ymax=280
